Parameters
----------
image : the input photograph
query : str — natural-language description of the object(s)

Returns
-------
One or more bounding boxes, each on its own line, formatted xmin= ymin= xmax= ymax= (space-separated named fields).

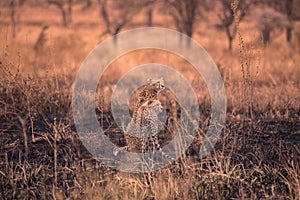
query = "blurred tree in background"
xmin=262 ymin=0 xmax=295 ymax=42
xmin=251 ymin=6 xmax=289 ymax=45
xmin=216 ymin=0 xmax=257 ymax=51
xmin=97 ymin=0 xmax=142 ymax=42
xmin=162 ymin=0 xmax=203 ymax=38
xmin=48 ymin=0 xmax=73 ymax=27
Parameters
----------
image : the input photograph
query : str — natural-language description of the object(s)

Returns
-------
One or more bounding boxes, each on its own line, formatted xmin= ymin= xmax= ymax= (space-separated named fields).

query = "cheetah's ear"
xmin=160 ymin=77 xmax=165 ymax=84
xmin=147 ymin=78 xmax=152 ymax=83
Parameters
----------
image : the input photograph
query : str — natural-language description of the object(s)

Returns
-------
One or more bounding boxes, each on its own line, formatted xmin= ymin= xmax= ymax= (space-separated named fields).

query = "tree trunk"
xmin=68 ymin=0 xmax=73 ymax=24
xmin=61 ymin=8 xmax=67 ymax=27
xmin=225 ymin=25 xmax=233 ymax=51
xmin=228 ymin=37 xmax=233 ymax=51
xmin=286 ymin=27 xmax=292 ymax=42
xmin=262 ymin=29 xmax=270 ymax=45
xmin=285 ymin=0 xmax=293 ymax=42
xmin=99 ymin=0 xmax=111 ymax=34
xmin=147 ymin=8 xmax=153 ymax=26
xmin=185 ymin=20 xmax=193 ymax=38
xmin=82 ymin=0 xmax=91 ymax=10
xmin=113 ymin=23 xmax=126 ymax=43
xmin=10 ymin=0 xmax=16 ymax=38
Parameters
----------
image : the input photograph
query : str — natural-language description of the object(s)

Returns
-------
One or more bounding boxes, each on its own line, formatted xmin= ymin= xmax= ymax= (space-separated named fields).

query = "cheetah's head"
xmin=147 ymin=77 xmax=165 ymax=92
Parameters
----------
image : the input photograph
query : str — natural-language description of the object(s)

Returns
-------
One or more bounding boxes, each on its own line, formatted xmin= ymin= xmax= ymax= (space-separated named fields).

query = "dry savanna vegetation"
xmin=0 ymin=0 xmax=299 ymax=199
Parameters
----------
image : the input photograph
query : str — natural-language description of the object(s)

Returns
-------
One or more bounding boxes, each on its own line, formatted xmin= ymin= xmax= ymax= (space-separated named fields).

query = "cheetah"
xmin=132 ymin=77 xmax=165 ymax=122
xmin=113 ymin=78 xmax=174 ymax=161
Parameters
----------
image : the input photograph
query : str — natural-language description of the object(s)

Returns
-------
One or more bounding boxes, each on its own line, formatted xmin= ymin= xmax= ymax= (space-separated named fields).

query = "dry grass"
xmin=0 ymin=2 xmax=299 ymax=200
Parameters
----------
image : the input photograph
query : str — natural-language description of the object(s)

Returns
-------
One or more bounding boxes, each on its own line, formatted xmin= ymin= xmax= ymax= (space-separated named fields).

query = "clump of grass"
xmin=0 ymin=46 xmax=77 ymax=199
